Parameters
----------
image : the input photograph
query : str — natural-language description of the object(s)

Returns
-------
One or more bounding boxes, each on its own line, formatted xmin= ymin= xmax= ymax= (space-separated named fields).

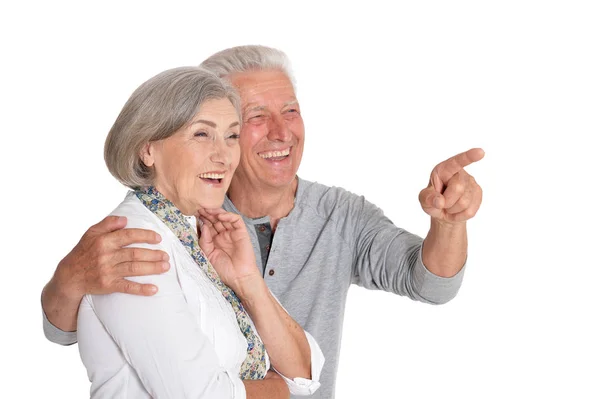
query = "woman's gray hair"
xmin=104 ymin=66 xmax=241 ymax=189
xmin=200 ymin=45 xmax=296 ymax=90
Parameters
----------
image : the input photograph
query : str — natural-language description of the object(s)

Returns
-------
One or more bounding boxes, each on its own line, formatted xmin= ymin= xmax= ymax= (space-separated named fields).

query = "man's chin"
xmin=262 ymin=173 xmax=298 ymax=189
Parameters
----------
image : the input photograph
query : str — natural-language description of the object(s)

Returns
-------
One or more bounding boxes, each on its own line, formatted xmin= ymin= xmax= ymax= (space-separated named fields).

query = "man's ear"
xmin=140 ymin=142 xmax=155 ymax=167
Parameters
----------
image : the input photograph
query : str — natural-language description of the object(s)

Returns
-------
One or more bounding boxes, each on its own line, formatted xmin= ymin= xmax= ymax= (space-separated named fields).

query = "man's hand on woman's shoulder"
xmin=42 ymin=215 xmax=170 ymax=332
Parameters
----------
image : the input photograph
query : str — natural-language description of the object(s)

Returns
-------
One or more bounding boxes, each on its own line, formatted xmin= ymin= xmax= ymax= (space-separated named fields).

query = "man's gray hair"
xmin=104 ymin=66 xmax=241 ymax=189
xmin=200 ymin=45 xmax=296 ymax=89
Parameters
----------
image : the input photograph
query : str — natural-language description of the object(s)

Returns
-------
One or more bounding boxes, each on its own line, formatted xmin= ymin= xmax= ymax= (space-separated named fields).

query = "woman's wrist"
xmin=235 ymin=275 xmax=270 ymax=308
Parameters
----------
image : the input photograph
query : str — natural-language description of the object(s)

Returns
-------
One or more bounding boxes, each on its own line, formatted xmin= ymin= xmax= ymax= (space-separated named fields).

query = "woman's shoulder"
xmin=109 ymin=191 xmax=166 ymax=232
xmin=93 ymin=191 xmax=182 ymax=289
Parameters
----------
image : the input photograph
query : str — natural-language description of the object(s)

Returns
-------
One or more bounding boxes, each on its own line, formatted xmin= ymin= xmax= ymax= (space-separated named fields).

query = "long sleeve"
xmin=77 ymin=215 xmax=246 ymax=398
xmin=42 ymin=304 xmax=77 ymax=345
xmin=351 ymin=195 xmax=465 ymax=304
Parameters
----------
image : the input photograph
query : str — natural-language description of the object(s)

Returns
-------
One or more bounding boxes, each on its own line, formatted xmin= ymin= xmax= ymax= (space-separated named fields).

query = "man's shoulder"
xmin=297 ymin=177 xmax=367 ymax=214
xmin=298 ymin=177 xmax=363 ymax=200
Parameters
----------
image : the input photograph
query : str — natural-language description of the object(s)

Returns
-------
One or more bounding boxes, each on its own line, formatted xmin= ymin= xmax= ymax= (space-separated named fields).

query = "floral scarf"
xmin=134 ymin=186 xmax=266 ymax=380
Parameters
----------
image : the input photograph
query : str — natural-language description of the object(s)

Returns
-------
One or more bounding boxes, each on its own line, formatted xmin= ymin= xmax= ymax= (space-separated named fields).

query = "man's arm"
xmin=418 ymin=148 xmax=484 ymax=277
xmin=41 ymin=215 xmax=169 ymax=341
xmin=421 ymin=220 xmax=467 ymax=278
xmin=352 ymin=148 xmax=483 ymax=303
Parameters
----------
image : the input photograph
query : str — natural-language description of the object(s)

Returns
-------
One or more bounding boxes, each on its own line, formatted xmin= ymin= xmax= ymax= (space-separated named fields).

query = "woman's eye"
xmin=194 ymin=131 xmax=208 ymax=138
xmin=227 ymin=133 xmax=240 ymax=140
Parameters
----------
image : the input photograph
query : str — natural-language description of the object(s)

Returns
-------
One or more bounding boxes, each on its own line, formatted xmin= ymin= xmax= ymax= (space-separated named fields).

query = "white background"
xmin=1 ymin=0 xmax=599 ymax=398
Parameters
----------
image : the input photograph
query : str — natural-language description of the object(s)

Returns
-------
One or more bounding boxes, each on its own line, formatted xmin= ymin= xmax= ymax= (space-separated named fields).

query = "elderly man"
xmin=42 ymin=45 xmax=484 ymax=398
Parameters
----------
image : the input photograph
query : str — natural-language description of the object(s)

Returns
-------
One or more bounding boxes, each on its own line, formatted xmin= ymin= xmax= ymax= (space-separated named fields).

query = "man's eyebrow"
xmin=282 ymin=100 xmax=299 ymax=108
xmin=189 ymin=120 xmax=240 ymax=129
xmin=243 ymin=100 xmax=299 ymax=114
xmin=244 ymin=105 xmax=267 ymax=113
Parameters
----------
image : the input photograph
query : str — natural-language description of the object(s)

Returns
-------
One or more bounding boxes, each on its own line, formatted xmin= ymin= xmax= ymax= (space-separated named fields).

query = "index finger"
xmin=436 ymin=148 xmax=485 ymax=181
xmin=216 ymin=212 xmax=244 ymax=228
xmin=110 ymin=228 xmax=162 ymax=248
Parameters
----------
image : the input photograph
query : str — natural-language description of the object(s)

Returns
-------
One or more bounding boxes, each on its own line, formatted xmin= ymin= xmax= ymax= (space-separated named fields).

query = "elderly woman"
xmin=76 ymin=66 xmax=323 ymax=398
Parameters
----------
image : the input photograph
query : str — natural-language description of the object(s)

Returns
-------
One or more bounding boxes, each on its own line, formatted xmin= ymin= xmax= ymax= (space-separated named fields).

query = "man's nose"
xmin=267 ymin=114 xmax=292 ymax=142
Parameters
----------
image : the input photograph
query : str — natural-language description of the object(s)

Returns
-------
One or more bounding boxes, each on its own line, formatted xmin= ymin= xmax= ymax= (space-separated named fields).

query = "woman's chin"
xmin=193 ymin=186 xmax=228 ymax=210
xmin=196 ymin=199 xmax=225 ymax=210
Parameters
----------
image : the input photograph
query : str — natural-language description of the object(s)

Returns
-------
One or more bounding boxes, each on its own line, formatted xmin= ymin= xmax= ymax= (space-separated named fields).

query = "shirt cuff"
xmin=273 ymin=330 xmax=324 ymax=396
xmin=42 ymin=306 xmax=77 ymax=346
xmin=413 ymin=244 xmax=466 ymax=304
xmin=225 ymin=369 xmax=246 ymax=399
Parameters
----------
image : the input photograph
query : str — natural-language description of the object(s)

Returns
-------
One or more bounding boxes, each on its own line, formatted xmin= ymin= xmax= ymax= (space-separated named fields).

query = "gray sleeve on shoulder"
xmin=42 ymin=304 xmax=77 ymax=346
xmin=350 ymin=195 xmax=465 ymax=304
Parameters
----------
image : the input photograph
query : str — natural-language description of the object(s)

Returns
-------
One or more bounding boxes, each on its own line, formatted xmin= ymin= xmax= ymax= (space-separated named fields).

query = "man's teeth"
xmin=259 ymin=148 xmax=291 ymax=159
xmin=199 ymin=173 xmax=224 ymax=179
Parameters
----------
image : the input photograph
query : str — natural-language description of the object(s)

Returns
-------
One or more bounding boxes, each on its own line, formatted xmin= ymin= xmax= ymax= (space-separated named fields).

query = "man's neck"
xmin=228 ymin=177 xmax=298 ymax=230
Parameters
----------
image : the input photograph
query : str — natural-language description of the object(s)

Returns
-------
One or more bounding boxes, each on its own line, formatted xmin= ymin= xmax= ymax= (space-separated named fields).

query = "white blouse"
xmin=77 ymin=192 xmax=324 ymax=398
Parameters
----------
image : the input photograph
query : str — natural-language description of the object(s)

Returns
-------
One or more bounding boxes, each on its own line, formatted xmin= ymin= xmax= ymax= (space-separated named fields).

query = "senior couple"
xmin=42 ymin=45 xmax=484 ymax=398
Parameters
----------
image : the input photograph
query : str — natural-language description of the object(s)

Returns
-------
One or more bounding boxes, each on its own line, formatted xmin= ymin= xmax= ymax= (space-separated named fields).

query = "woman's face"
xmin=141 ymin=98 xmax=241 ymax=215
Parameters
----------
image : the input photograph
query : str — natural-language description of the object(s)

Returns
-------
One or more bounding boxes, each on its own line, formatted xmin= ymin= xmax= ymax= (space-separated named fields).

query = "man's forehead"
xmin=243 ymin=99 xmax=298 ymax=112
xmin=231 ymin=70 xmax=293 ymax=91
xmin=230 ymin=69 xmax=298 ymax=110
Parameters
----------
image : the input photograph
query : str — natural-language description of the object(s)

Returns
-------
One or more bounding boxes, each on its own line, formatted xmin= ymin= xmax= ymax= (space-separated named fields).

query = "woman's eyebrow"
xmin=190 ymin=119 xmax=239 ymax=128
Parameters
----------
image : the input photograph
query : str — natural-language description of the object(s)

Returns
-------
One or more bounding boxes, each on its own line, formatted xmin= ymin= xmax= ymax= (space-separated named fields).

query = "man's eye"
xmin=246 ymin=115 xmax=267 ymax=125
xmin=284 ymin=109 xmax=299 ymax=119
xmin=284 ymin=109 xmax=300 ymax=116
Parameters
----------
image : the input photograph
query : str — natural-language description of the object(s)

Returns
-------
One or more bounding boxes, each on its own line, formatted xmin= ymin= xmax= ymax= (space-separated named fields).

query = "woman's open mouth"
xmin=198 ymin=172 xmax=225 ymax=184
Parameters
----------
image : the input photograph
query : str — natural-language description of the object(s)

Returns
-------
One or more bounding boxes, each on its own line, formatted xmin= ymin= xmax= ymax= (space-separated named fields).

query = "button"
xmin=265 ymin=244 xmax=271 ymax=251
xmin=268 ymin=269 xmax=275 ymax=276
xmin=258 ymin=225 xmax=266 ymax=232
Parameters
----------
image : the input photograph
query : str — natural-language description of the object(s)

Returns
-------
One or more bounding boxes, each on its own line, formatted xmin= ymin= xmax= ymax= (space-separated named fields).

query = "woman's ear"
xmin=140 ymin=142 xmax=155 ymax=167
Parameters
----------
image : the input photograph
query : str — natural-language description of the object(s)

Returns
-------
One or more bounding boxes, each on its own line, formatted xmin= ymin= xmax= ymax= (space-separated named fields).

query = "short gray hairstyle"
xmin=200 ymin=45 xmax=296 ymax=90
xmin=104 ymin=66 xmax=241 ymax=189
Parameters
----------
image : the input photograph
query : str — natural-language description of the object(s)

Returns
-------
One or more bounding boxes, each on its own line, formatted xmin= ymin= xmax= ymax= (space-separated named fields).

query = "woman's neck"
xmin=152 ymin=183 xmax=195 ymax=216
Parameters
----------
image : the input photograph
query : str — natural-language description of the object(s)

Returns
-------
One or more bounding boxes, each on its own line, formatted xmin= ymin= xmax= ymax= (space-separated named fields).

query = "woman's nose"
xmin=209 ymin=139 xmax=229 ymax=165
